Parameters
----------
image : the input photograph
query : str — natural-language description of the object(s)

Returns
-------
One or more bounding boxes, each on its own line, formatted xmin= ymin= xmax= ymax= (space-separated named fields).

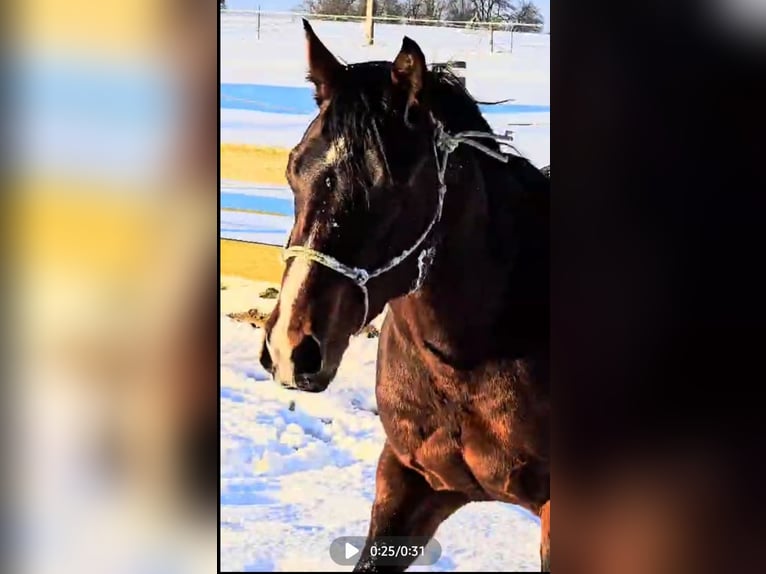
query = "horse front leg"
xmin=353 ymin=441 xmax=467 ymax=572
xmin=540 ymin=500 xmax=550 ymax=571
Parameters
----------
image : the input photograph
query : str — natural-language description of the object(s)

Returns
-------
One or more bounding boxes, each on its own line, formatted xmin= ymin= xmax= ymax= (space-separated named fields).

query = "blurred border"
xmin=554 ymin=0 xmax=766 ymax=572
xmin=7 ymin=2 xmax=221 ymax=574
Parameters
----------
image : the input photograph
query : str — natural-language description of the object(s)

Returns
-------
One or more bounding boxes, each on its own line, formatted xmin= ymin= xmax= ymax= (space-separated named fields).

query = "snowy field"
xmin=221 ymin=13 xmax=550 ymax=168
xmin=221 ymin=12 xmax=549 ymax=572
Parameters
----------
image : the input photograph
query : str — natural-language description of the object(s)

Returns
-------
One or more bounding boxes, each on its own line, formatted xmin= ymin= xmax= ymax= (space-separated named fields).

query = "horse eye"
xmin=324 ymin=175 xmax=334 ymax=190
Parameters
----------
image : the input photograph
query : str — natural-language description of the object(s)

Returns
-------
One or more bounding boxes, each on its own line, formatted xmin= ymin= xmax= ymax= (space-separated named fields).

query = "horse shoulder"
xmin=460 ymin=359 xmax=549 ymax=507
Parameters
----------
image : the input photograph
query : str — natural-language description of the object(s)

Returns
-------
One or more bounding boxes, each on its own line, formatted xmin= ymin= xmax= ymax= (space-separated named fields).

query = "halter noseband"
xmin=281 ymin=121 xmax=514 ymax=334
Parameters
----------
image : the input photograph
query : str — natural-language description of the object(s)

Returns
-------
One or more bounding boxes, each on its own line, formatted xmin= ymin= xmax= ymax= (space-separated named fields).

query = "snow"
xmin=220 ymin=279 xmax=541 ymax=571
xmin=220 ymin=13 xmax=550 ymax=168
xmin=221 ymin=12 xmax=548 ymax=571
xmin=220 ymin=208 xmax=292 ymax=245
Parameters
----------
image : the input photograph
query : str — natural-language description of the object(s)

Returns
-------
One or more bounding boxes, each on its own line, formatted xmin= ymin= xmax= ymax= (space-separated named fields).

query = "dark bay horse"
xmin=259 ymin=20 xmax=550 ymax=571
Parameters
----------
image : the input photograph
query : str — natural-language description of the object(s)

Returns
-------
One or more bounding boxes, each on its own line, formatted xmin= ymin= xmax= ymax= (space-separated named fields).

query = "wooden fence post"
xmin=365 ymin=0 xmax=374 ymax=45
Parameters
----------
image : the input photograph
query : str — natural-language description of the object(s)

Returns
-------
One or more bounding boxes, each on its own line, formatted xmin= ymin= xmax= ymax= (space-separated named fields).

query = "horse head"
xmin=260 ymin=20 xmax=447 ymax=392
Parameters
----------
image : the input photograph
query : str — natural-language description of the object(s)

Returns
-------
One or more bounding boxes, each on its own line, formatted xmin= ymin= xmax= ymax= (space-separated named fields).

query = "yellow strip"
xmin=221 ymin=207 xmax=281 ymax=217
xmin=14 ymin=183 xmax=161 ymax=280
xmin=21 ymin=0 xmax=162 ymax=57
xmin=219 ymin=145 xmax=291 ymax=281
xmin=220 ymin=239 xmax=284 ymax=283
xmin=221 ymin=144 xmax=290 ymax=185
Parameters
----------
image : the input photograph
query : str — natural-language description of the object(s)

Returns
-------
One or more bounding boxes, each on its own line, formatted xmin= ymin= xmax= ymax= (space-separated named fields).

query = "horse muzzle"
xmin=259 ymin=334 xmax=337 ymax=393
xmin=282 ymin=371 xmax=335 ymax=393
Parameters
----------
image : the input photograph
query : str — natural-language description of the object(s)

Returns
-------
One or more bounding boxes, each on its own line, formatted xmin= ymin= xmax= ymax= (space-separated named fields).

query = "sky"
xmin=226 ymin=0 xmax=551 ymax=33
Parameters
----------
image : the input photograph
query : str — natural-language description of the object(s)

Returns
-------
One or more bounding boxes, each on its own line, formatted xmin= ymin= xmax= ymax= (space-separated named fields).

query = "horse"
xmin=259 ymin=20 xmax=550 ymax=571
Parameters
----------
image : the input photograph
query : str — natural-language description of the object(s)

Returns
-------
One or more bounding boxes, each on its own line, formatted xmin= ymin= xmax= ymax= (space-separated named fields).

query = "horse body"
xmin=259 ymin=20 xmax=550 ymax=571
xmin=379 ymin=154 xmax=548 ymax=500
xmin=361 ymin=138 xmax=549 ymax=570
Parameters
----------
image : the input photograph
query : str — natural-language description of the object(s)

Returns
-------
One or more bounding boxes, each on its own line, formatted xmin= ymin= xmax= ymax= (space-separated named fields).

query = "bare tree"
xmin=445 ymin=0 xmax=475 ymax=21
xmin=301 ymin=0 xmax=362 ymax=16
xmin=422 ymin=0 xmax=452 ymax=19
xmin=469 ymin=0 xmax=514 ymax=21
xmin=511 ymin=0 xmax=543 ymax=27
xmin=399 ymin=0 xmax=425 ymax=18
xmin=297 ymin=0 xmax=543 ymax=25
xmin=380 ymin=0 xmax=442 ymax=21
xmin=378 ymin=0 xmax=405 ymax=17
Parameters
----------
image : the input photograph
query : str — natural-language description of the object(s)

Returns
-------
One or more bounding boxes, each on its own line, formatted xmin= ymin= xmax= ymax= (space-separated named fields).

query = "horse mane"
xmin=424 ymin=66 xmax=500 ymax=152
xmin=318 ymin=61 xmax=504 ymax=187
xmin=318 ymin=61 xmax=547 ymax=270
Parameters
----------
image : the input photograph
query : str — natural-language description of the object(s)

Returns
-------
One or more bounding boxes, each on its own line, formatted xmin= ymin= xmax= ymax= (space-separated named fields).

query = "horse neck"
xmin=391 ymin=149 xmax=541 ymax=359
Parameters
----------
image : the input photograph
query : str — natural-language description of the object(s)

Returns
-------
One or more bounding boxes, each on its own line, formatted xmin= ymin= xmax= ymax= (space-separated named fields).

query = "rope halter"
xmin=281 ymin=121 xmax=515 ymax=334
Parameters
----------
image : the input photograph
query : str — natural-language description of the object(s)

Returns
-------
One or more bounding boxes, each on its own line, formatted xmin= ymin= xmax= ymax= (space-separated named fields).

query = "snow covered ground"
xmin=221 ymin=12 xmax=549 ymax=572
xmin=220 ymin=13 xmax=550 ymax=169
xmin=220 ymin=279 xmax=541 ymax=572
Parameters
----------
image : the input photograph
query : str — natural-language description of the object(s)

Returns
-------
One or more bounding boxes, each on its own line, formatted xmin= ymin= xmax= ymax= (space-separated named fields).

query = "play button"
xmin=344 ymin=542 xmax=360 ymax=560
xmin=329 ymin=536 xmax=366 ymax=565
xmin=329 ymin=536 xmax=442 ymax=566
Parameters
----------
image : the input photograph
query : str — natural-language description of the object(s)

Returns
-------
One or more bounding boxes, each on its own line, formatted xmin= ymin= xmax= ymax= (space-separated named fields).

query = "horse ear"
xmin=391 ymin=36 xmax=428 ymax=117
xmin=303 ymin=19 xmax=342 ymax=105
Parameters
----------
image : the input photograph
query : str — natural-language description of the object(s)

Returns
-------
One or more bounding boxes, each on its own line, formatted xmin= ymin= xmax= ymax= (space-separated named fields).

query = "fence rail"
xmin=222 ymin=9 xmax=543 ymax=53
xmin=223 ymin=9 xmax=543 ymax=31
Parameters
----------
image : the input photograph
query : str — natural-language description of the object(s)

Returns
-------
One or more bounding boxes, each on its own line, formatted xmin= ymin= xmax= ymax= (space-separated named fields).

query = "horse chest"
xmin=382 ymin=387 xmax=548 ymax=507
xmin=377 ymin=318 xmax=549 ymax=508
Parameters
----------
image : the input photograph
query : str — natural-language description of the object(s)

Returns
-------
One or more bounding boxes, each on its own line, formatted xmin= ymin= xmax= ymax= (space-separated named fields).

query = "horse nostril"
xmin=291 ymin=335 xmax=323 ymax=377
xmin=259 ymin=340 xmax=274 ymax=374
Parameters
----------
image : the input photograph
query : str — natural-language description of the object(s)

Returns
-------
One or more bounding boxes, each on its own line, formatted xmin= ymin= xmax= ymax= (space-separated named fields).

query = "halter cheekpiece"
xmin=281 ymin=120 xmax=515 ymax=333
